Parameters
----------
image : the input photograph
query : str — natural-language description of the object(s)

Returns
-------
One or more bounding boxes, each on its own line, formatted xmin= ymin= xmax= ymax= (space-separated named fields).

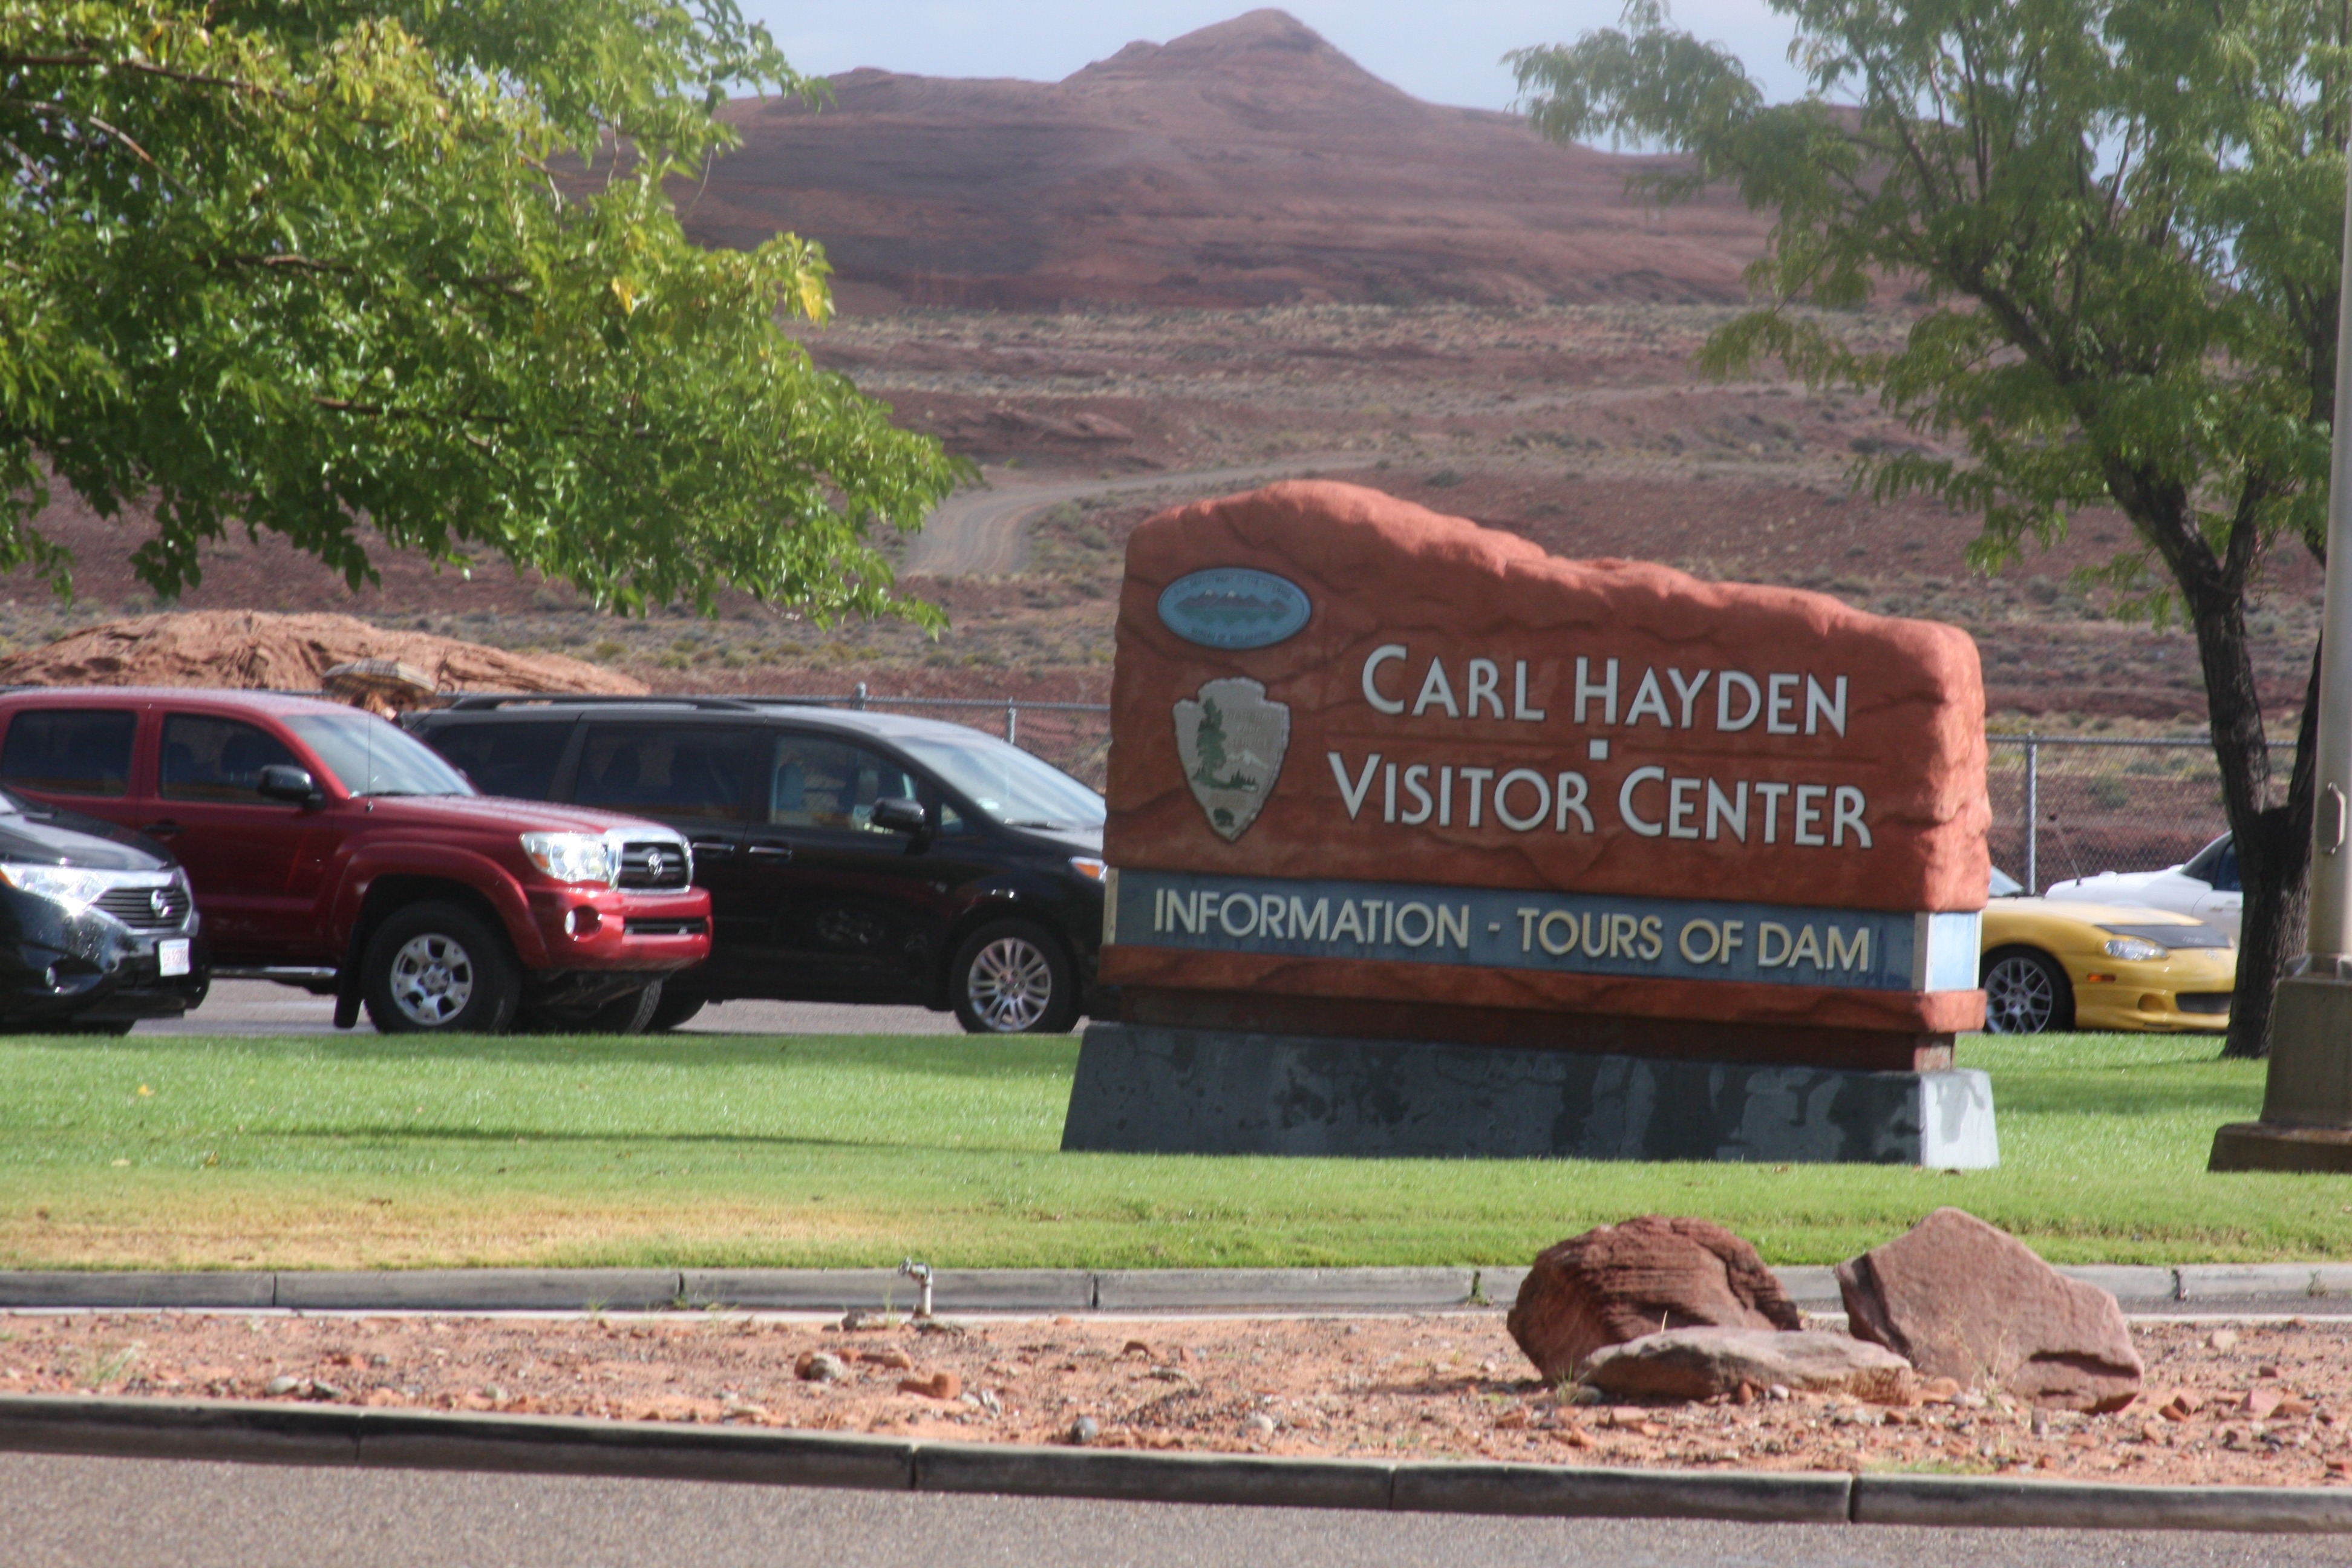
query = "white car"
xmin=2043 ymin=834 xmax=2242 ymax=939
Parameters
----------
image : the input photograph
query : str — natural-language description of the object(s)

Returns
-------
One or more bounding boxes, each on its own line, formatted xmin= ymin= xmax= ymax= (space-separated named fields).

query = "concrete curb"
xmin=1851 ymin=1473 xmax=2352 ymax=1533
xmin=0 ymin=1395 xmax=2344 ymax=1532
xmin=1 ymin=1264 xmax=2347 ymax=1315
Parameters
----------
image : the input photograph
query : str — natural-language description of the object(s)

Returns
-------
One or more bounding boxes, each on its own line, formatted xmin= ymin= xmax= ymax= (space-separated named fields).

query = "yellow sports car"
xmin=1981 ymin=868 xmax=2236 ymax=1034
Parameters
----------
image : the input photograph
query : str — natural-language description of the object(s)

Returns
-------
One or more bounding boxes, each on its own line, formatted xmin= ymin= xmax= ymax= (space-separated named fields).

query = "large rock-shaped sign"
xmin=1100 ymin=481 xmax=1989 ymax=1053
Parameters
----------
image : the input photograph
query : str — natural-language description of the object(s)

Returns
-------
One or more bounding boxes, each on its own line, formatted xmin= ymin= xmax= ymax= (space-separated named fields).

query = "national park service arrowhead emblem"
xmin=1174 ymin=676 xmax=1289 ymax=841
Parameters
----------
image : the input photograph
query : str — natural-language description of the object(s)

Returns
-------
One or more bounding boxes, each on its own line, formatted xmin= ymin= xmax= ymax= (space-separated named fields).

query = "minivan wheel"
xmin=363 ymin=902 xmax=520 ymax=1034
xmin=518 ymin=979 xmax=662 ymax=1035
xmin=645 ymin=987 xmax=708 ymax=1033
xmin=950 ymin=920 xmax=1078 ymax=1034
xmin=1981 ymin=946 xmax=2075 ymax=1034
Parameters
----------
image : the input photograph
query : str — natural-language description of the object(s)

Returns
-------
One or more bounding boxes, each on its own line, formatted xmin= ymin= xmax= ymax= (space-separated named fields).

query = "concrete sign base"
xmin=1061 ymin=1022 xmax=1998 ymax=1168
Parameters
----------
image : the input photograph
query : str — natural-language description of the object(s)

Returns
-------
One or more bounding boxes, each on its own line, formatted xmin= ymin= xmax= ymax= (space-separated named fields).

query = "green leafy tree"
xmin=1512 ymin=0 xmax=2350 ymax=1057
xmin=1 ymin=1 xmax=962 ymax=621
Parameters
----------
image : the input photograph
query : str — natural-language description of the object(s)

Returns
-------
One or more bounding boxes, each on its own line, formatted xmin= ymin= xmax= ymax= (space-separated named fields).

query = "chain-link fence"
xmin=1990 ymin=735 xmax=2287 ymax=893
xmin=773 ymin=685 xmax=1112 ymax=789
xmin=280 ymin=676 xmax=2271 ymax=871
xmin=751 ymin=708 xmax=2261 ymax=871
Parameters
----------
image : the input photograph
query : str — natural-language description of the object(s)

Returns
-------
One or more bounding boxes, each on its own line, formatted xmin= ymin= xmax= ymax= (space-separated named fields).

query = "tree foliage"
xmin=1 ymin=1 xmax=962 ymax=621
xmin=1513 ymin=0 xmax=2351 ymax=1056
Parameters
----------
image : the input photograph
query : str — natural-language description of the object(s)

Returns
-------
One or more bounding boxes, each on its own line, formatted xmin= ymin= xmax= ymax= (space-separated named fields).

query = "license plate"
xmin=157 ymin=939 xmax=191 ymax=978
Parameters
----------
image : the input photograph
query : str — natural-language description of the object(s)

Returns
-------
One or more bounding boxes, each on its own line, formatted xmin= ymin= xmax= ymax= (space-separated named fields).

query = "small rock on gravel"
xmin=898 ymin=1371 xmax=962 ymax=1400
xmin=1508 ymin=1215 xmax=1802 ymax=1383
xmin=1837 ymin=1207 xmax=2143 ymax=1412
xmin=1244 ymin=1412 xmax=1279 ymax=1436
xmin=263 ymin=1375 xmax=307 ymax=1397
xmin=794 ymin=1351 xmax=848 ymax=1383
xmin=1067 ymin=1416 xmax=1100 ymax=1445
xmin=1576 ymin=1327 xmax=1913 ymax=1403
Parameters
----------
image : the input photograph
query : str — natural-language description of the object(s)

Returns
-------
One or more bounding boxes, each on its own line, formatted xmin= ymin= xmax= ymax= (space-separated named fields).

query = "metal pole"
xmin=2025 ymin=737 xmax=2040 ymax=895
xmin=2209 ymin=144 xmax=2352 ymax=1169
xmin=1006 ymin=700 xmax=1019 ymax=749
xmin=2305 ymin=144 xmax=2352 ymax=969
xmin=854 ymin=682 xmax=869 ymax=712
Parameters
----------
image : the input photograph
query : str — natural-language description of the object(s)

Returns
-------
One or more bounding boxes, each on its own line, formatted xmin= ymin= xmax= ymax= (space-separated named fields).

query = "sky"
xmin=751 ymin=2 xmax=1811 ymax=113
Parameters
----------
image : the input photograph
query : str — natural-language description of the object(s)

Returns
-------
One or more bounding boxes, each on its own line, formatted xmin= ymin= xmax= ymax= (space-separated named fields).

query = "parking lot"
xmin=131 ymin=981 xmax=968 ymax=1037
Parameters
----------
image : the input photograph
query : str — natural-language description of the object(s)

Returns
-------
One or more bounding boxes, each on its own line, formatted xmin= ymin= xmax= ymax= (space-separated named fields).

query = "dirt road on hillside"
xmin=906 ymin=455 xmax=1359 ymax=575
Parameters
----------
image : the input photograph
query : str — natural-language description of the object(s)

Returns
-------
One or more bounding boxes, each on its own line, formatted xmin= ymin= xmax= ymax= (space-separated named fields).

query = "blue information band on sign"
xmin=1108 ymin=869 xmax=1982 ymax=995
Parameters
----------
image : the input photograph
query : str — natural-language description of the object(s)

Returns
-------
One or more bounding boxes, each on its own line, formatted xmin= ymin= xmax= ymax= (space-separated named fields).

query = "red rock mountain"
xmin=686 ymin=9 xmax=1769 ymax=309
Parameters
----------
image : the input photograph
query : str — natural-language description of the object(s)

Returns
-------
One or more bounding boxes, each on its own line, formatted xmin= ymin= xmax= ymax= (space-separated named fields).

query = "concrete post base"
xmin=2210 ymin=975 xmax=2352 ymax=1172
xmin=2209 ymin=1122 xmax=2352 ymax=1172
xmin=1060 ymin=1022 xmax=1999 ymax=1167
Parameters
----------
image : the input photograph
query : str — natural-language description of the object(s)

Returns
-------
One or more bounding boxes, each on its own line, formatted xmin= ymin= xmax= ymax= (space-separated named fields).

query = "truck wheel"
xmin=362 ymin=903 xmax=520 ymax=1034
xmin=645 ymin=987 xmax=708 ymax=1033
xmin=950 ymin=920 xmax=1078 ymax=1034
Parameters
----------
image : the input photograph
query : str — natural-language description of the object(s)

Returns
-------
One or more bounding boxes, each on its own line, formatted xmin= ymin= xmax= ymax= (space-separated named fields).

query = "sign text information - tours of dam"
xmin=1061 ymin=481 xmax=1996 ymax=1166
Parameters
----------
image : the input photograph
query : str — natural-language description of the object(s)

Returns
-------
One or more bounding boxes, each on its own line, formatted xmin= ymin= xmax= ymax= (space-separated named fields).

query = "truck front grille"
xmin=616 ymin=841 xmax=692 ymax=890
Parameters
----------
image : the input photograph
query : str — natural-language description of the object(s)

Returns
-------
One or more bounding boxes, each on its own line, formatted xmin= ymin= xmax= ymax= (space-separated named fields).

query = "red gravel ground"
xmin=8 ymin=1311 xmax=2350 ymax=1488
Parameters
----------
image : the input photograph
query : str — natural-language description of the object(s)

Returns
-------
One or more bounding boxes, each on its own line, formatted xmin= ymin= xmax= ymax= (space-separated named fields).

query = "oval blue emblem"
xmin=1155 ymin=568 xmax=1312 ymax=650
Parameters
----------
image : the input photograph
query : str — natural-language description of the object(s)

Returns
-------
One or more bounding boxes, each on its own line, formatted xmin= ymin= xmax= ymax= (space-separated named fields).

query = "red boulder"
xmin=1836 ymin=1207 xmax=2143 ymax=1412
xmin=1506 ymin=1215 xmax=1803 ymax=1383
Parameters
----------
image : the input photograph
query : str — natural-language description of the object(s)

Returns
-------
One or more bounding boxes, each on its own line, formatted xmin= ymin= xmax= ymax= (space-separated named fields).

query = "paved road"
xmin=133 ymin=980 xmax=968 ymax=1037
xmin=906 ymin=454 xmax=1359 ymax=575
xmin=0 ymin=1453 xmax=2331 ymax=1568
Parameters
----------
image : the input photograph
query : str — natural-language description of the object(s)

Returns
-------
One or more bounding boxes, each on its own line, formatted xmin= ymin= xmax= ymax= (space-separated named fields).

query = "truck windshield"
xmin=894 ymin=733 xmax=1105 ymax=831
xmin=285 ymin=712 xmax=475 ymax=798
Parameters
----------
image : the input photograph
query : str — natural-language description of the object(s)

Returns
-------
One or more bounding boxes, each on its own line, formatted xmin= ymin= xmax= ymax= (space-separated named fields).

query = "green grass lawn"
xmin=0 ymin=1030 xmax=2343 ymax=1271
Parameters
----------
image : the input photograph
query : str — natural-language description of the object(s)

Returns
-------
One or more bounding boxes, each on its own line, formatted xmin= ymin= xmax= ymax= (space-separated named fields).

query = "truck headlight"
xmin=520 ymin=832 xmax=617 ymax=887
xmin=2103 ymin=936 xmax=2167 ymax=961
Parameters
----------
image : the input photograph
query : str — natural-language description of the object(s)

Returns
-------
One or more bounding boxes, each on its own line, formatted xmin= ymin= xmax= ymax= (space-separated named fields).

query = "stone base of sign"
xmin=1121 ymin=985 xmax=1956 ymax=1072
xmin=1059 ymin=1022 xmax=1999 ymax=1168
xmin=2209 ymin=975 xmax=2352 ymax=1173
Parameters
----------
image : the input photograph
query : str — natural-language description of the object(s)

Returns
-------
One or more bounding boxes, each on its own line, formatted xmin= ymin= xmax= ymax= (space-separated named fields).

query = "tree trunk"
xmin=2219 ymin=644 xmax=2321 ymax=1059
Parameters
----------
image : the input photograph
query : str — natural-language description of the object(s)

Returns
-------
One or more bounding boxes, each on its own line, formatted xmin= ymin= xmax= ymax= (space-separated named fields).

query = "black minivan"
xmin=0 ymin=772 xmax=207 ymax=1033
xmin=407 ymin=697 xmax=1108 ymax=1033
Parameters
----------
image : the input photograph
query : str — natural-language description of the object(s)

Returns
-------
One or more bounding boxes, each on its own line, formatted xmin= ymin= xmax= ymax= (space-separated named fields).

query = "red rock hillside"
xmin=687 ymin=9 xmax=1769 ymax=310
xmin=0 ymin=612 xmax=647 ymax=696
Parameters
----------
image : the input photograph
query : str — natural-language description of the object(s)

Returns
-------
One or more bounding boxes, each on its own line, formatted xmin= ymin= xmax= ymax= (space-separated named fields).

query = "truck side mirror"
xmin=256 ymin=764 xmax=321 ymax=806
xmin=871 ymin=797 xmax=929 ymax=837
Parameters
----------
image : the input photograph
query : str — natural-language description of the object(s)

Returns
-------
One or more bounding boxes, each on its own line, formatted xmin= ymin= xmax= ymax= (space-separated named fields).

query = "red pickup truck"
xmin=0 ymin=689 xmax=711 ymax=1033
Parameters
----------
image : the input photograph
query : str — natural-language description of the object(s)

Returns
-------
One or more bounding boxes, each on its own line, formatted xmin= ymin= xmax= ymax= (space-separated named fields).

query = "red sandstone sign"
xmin=1099 ymin=482 xmax=1990 ymax=1044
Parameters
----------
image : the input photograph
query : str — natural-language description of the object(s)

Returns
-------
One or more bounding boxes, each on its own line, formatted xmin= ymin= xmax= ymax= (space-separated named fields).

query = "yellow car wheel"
xmin=1982 ymin=946 xmax=2074 ymax=1034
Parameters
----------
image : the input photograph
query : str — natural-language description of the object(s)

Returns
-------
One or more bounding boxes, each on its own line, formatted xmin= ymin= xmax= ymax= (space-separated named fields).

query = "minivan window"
xmin=424 ymin=720 xmax=572 ymax=799
xmin=894 ymin=732 xmax=1105 ymax=831
xmin=767 ymin=736 xmax=920 ymax=834
xmin=160 ymin=715 xmax=301 ymax=802
xmin=577 ymin=727 xmax=758 ymax=820
xmin=0 ymin=709 xmax=136 ymax=797
xmin=284 ymin=712 xmax=472 ymax=798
